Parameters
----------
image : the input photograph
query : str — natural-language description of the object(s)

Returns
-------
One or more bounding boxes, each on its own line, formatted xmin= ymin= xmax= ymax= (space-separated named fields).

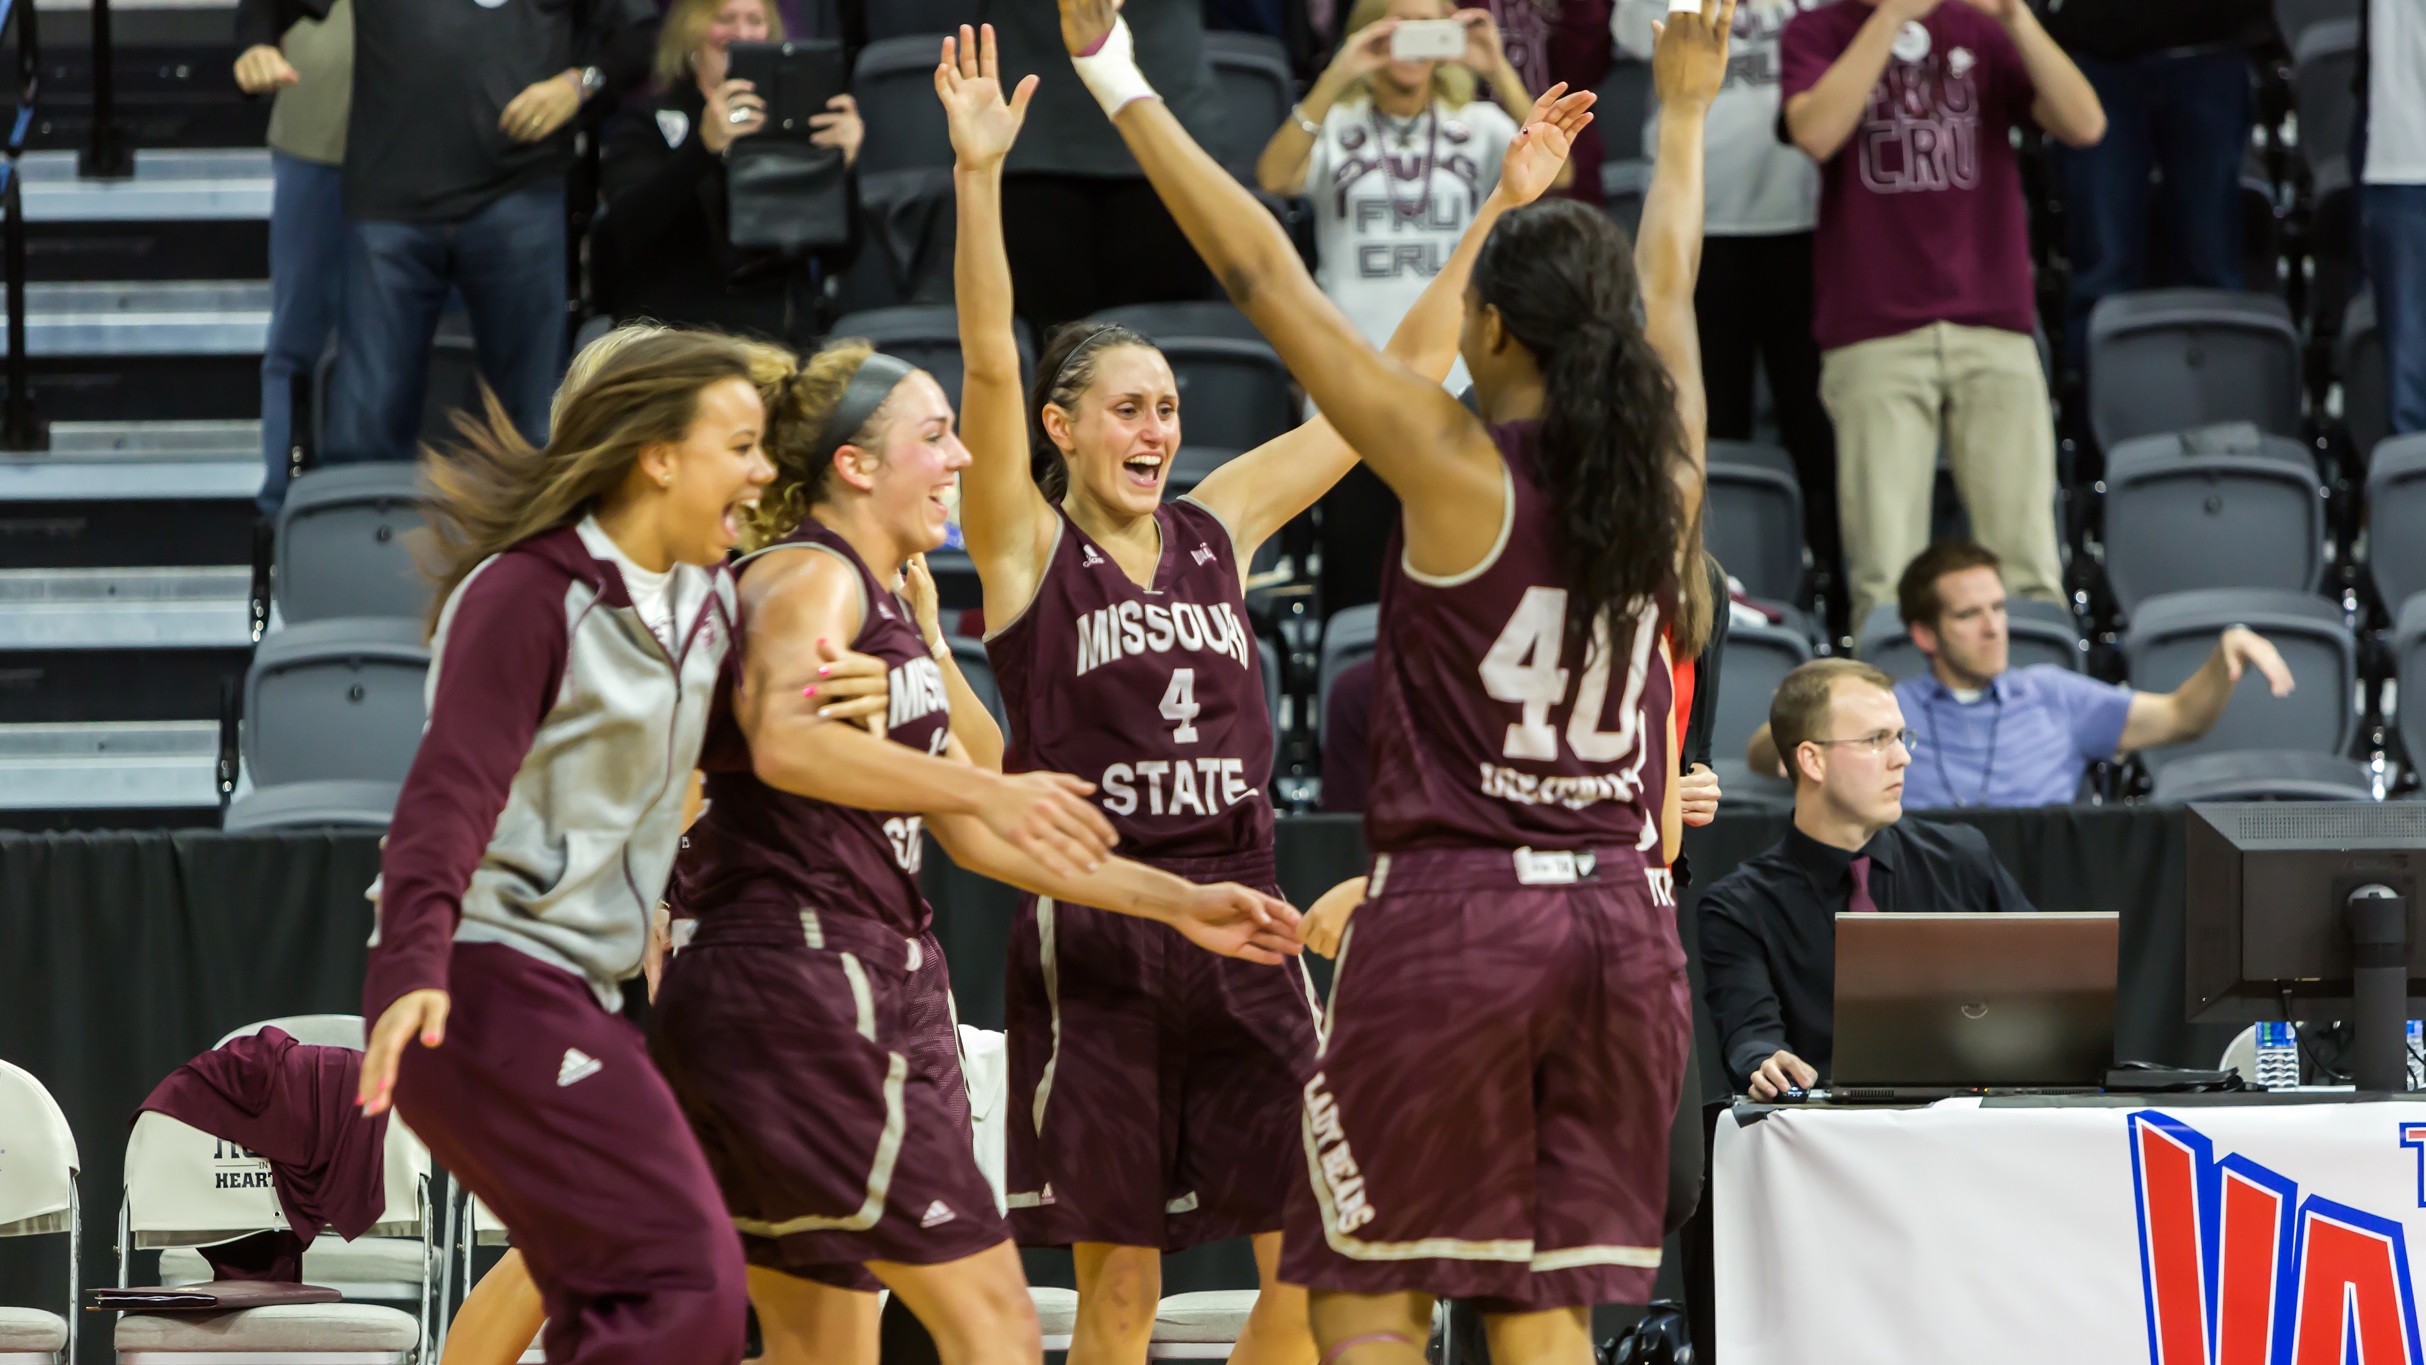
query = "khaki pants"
xmin=1819 ymin=321 xmax=2065 ymax=628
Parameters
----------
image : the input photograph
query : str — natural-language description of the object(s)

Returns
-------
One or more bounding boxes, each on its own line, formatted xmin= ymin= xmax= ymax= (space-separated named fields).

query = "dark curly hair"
xmin=1027 ymin=319 xmax=1157 ymax=501
xmin=1471 ymin=199 xmax=1689 ymax=657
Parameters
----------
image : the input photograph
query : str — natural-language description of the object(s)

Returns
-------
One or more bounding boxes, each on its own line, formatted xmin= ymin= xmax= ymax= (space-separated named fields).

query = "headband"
xmin=817 ymin=352 xmax=917 ymax=463
xmin=1047 ymin=326 xmax=1139 ymax=400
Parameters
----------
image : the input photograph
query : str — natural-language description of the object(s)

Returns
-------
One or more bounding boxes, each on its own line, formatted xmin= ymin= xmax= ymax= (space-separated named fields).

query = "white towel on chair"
xmin=958 ymin=1025 xmax=1009 ymax=1215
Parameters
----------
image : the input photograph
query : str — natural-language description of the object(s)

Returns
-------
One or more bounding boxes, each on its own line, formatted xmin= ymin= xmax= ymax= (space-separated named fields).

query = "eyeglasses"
xmin=1809 ymin=728 xmax=1918 ymax=756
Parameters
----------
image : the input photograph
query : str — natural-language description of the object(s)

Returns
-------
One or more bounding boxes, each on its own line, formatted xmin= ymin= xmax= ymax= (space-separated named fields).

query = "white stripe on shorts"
xmin=1031 ymin=897 xmax=1064 ymax=1134
xmin=840 ymin=952 xmax=877 ymax=1042
xmin=731 ymin=1052 xmax=909 ymax=1236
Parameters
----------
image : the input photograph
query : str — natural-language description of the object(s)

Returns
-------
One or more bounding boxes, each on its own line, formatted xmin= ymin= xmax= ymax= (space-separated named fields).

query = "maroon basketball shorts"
xmin=1005 ymin=848 xmax=1321 ymax=1251
xmin=652 ymin=901 xmax=1005 ymax=1291
xmin=392 ymin=943 xmax=748 ymax=1365
xmin=1280 ymin=845 xmax=1689 ymax=1313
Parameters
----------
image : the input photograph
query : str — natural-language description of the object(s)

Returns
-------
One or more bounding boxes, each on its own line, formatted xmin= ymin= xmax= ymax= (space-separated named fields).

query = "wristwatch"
xmin=572 ymin=65 xmax=605 ymax=100
xmin=1290 ymin=104 xmax=1323 ymax=137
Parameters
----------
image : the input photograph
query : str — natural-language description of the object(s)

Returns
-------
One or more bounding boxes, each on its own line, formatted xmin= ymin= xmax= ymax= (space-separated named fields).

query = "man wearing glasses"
xmin=1698 ymin=659 xmax=2038 ymax=1100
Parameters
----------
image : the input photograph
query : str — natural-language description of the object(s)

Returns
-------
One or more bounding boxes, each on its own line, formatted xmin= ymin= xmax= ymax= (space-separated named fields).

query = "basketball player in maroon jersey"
xmin=651 ymin=340 xmax=1305 ymax=1365
xmin=1055 ymin=0 xmax=1733 ymax=1360
xmin=934 ymin=26 xmax=1595 ymax=1365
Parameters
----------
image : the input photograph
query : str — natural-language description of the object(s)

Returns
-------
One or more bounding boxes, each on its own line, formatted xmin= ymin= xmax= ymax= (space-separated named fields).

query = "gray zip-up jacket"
xmin=364 ymin=524 xmax=736 ymax=1022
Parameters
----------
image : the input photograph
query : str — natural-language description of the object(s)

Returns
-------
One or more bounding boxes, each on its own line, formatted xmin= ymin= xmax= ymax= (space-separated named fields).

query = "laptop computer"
xmin=1826 ymin=912 xmax=2119 ymax=1101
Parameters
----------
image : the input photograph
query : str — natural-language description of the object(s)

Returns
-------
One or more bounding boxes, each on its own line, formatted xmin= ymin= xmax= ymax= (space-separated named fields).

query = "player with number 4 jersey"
xmin=1060 ymin=0 xmax=1733 ymax=1353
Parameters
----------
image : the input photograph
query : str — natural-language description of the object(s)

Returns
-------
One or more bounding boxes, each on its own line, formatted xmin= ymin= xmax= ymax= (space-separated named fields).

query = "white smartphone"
xmin=1389 ymin=19 xmax=1468 ymax=62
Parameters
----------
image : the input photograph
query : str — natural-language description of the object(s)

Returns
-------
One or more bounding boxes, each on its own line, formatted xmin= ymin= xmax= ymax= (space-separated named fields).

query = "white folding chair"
xmin=112 ymin=1016 xmax=434 ymax=1364
xmin=1149 ymin=1290 xmax=1260 ymax=1358
xmin=0 ymin=1060 xmax=79 ymax=1364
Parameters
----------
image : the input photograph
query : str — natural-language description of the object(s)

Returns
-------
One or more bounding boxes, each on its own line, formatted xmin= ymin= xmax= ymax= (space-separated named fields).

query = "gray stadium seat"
xmin=223 ymin=779 xmax=404 ymax=831
xmin=2149 ymin=749 xmax=2377 ymax=803
xmin=2085 ymin=289 xmax=2303 ymax=451
xmin=852 ymin=38 xmax=956 ymax=176
xmin=1709 ymin=757 xmax=1795 ymax=813
xmin=1317 ymin=604 xmax=1379 ymax=744
xmin=2366 ymin=435 xmax=2426 ymax=613
xmin=275 ymin=464 xmax=434 ymax=625
xmin=2397 ymin=595 xmax=2426 ymax=772
xmin=2275 ymin=0 xmax=2358 ymax=47
xmin=243 ymin=618 xmax=429 ymax=788
xmin=946 ymin=636 xmax=1007 ymax=736
xmin=1856 ymin=599 xmax=2082 ymax=681
xmin=2121 ymin=588 xmax=2357 ymax=773
xmin=1158 ymin=336 xmax=1296 ymax=456
xmin=1713 ymin=620 xmax=1812 ymax=764
xmin=2340 ymin=290 xmax=2387 ymax=464
xmin=2100 ymin=428 xmax=2325 ymax=614
xmin=1202 ymin=34 xmax=1293 ymax=175
xmin=1092 ymin=300 xmax=1265 ymax=345
xmin=1704 ymin=445 xmax=1804 ymax=605
xmin=827 ymin=306 xmax=1037 ymax=414
xmin=862 ymin=0 xmax=974 ymax=40
xmin=2292 ymin=19 xmax=2360 ymax=182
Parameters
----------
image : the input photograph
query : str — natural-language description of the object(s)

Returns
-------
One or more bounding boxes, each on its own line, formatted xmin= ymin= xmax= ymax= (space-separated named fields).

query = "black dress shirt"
xmin=1696 ymin=817 xmax=2038 ymax=1089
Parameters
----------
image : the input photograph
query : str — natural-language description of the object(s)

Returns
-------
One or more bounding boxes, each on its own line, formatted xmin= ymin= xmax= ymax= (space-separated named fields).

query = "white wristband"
xmin=1666 ymin=0 xmax=1701 ymax=11
xmin=1071 ymin=16 xmax=1160 ymax=119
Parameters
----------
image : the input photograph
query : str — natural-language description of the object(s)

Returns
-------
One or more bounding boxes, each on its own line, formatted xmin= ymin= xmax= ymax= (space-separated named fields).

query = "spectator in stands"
xmin=596 ymin=0 xmax=864 ymax=347
xmin=1743 ymin=541 xmax=2297 ymax=807
xmin=1780 ymin=0 xmax=2106 ymax=630
xmin=2363 ymin=0 xmax=2426 ymax=436
xmin=233 ymin=0 xmax=352 ymax=515
xmin=316 ymin=0 xmax=658 ymax=464
xmin=1457 ymin=0 xmax=1612 ymax=205
xmin=2040 ymin=0 xmax=2270 ymax=364
xmin=986 ymin=0 xmax=1221 ymax=333
xmin=1699 ymin=658 xmax=2038 ymax=1098
xmin=1616 ymin=0 xmax=1841 ymax=635
xmin=1255 ymin=1 xmax=1538 ymax=396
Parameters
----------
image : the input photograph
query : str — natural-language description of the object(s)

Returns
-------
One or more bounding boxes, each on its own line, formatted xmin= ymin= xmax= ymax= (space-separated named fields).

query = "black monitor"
xmin=2185 ymin=802 xmax=2426 ymax=1092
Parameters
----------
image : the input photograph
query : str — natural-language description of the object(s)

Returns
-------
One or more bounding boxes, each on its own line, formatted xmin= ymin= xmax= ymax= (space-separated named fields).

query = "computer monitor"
xmin=2184 ymin=802 xmax=2426 ymax=1092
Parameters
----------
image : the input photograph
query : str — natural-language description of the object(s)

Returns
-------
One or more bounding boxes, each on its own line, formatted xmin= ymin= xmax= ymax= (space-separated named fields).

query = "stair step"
xmin=0 ymin=280 xmax=266 ymax=355
xmin=0 ymin=565 xmax=253 ymax=647
xmin=21 ymin=148 xmax=271 ymax=222
xmin=0 ymin=420 xmax=262 ymax=499
xmin=0 ymin=720 xmax=220 ymax=810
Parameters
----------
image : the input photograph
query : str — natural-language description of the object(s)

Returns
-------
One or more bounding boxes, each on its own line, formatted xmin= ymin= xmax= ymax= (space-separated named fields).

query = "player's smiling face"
xmin=1054 ymin=344 xmax=1180 ymax=519
xmin=844 ymin=370 xmax=967 ymax=559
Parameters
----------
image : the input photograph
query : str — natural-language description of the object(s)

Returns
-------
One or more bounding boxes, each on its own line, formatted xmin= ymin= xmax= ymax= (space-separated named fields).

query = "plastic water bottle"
xmin=2254 ymin=1022 xmax=2301 ymax=1090
xmin=2409 ymin=1020 xmax=2424 ymax=1092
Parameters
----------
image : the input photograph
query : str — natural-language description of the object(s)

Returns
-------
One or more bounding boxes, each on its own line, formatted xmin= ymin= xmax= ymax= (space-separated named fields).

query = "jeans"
xmin=324 ymin=184 xmax=568 ymax=465
xmin=2364 ymin=183 xmax=2426 ymax=437
xmin=2057 ymin=49 xmax=2255 ymax=364
xmin=260 ymin=151 xmax=347 ymax=515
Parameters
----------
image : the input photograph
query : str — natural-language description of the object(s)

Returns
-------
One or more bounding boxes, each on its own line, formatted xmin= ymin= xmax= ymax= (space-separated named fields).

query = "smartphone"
xmin=1389 ymin=18 xmax=1467 ymax=62
xmin=723 ymin=39 xmax=846 ymax=138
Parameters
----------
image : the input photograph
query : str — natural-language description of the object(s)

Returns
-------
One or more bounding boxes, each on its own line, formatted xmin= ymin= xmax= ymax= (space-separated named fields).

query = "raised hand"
xmin=1650 ymin=0 xmax=1740 ymax=114
xmin=1169 ymin=882 xmax=1304 ymax=963
xmin=935 ymin=24 xmax=1040 ymax=170
xmin=1058 ymin=0 xmax=1123 ymax=57
xmin=1498 ymin=82 xmax=1597 ymax=206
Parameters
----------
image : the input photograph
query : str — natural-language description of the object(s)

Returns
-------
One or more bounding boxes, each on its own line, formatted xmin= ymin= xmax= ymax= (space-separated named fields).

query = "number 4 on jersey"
xmin=1479 ymin=587 xmax=1655 ymax=763
xmin=1160 ymin=667 xmax=1201 ymax=744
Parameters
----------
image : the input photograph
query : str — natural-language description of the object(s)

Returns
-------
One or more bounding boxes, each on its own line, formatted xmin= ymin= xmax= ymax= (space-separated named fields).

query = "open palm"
xmin=934 ymin=24 xmax=1038 ymax=168
xmin=1499 ymin=83 xmax=1597 ymax=206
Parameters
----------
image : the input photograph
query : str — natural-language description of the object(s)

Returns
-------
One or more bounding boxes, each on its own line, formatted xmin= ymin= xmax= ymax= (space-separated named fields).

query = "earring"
xmin=659 ymin=473 xmax=672 ymax=488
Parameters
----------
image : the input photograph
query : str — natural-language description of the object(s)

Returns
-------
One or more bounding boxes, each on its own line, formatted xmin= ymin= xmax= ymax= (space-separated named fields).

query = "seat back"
xmin=275 ymin=465 xmax=436 ymax=626
xmin=1202 ymin=34 xmax=1293 ymax=174
xmin=2121 ymin=588 xmax=2357 ymax=771
xmin=2085 ymin=289 xmax=2303 ymax=450
xmin=1703 ymin=454 xmax=1803 ymax=604
xmin=1317 ymin=605 xmax=1380 ymax=744
xmin=1713 ymin=622 xmax=1811 ymax=763
xmin=852 ymin=38 xmax=956 ymax=175
xmin=0 ymin=1059 xmax=79 ymax=1240
xmin=243 ymin=619 xmax=431 ymax=789
xmin=829 ymin=306 xmax=1037 ymax=413
xmin=1160 ymin=337 xmax=1295 ymax=455
xmin=2396 ymin=595 xmax=2426 ymax=776
xmin=222 ymin=779 xmax=404 ymax=832
xmin=2100 ymin=439 xmax=2325 ymax=614
xmin=946 ymin=636 xmax=1008 ymax=735
xmin=2366 ymin=435 xmax=2426 ymax=612
xmin=862 ymin=0 xmax=975 ymax=40
xmin=123 ymin=1105 xmax=426 ymax=1251
xmin=214 ymin=1016 xmax=367 ymax=1050
xmin=2340 ymin=289 xmax=2387 ymax=464
xmin=2148 ymin=749 xmax=2378 ymax=804
xmin=2292 ymin=19 xmax=2360 ymax=181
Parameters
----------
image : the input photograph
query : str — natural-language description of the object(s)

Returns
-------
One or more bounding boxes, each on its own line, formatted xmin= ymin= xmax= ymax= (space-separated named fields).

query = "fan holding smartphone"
xmin=594 ymin=0 xmax=865 ymax=347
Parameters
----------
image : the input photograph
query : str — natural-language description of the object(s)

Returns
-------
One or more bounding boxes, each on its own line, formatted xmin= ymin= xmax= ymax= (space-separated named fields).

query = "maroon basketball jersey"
xmin=986 ymin=498 xmax=1274 ymax=860
xmin=1364 ymin=421 xmax=1674 ymax=854
xmin=678 ymin=519 xmax=953 ymax=937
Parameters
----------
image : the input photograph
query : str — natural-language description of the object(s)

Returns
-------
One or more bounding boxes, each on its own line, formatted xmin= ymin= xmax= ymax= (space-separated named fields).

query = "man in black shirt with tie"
xmin=1699 ymin=659 xmax=2038 ymax=1099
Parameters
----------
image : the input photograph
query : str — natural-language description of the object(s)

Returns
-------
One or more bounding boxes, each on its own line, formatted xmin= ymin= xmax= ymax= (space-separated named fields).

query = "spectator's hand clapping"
xmin=1498 ymin=82 xmax=1596 ymax=205
xmin=936 ymin=24 xmax=1039 ymax=171
xmin=501 ymin=72 xmax=583 ymax=143
xmin=701 ymin=79 xmax=768 ymax=155
xmin=1650 ymin=0 xmax=1739 ymax=114
xmin=809 ymin=93 xmax=865 ymax=166
xmin=233 ymin=44 xmax=299 ymax=95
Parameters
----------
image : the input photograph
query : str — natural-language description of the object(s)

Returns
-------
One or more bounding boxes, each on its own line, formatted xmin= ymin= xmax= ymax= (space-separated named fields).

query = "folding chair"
xmin=275 ymin=464 xmax=435 ymax=626
xmin=0 ymin=1060 xmax=79 ymax=1365
xmin=1149 ymin=1290 xmax=1260 ymax=1359
xmin=112 ymin=1065 xmax=432 ymax=1363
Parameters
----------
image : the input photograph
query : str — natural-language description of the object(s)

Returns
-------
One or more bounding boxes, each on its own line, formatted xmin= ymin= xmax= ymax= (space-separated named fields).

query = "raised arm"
xmin=1058 ymin=0 xmax=1521 ymax=579
xmin=1782 ymin=0 xmax=1923 ymax=162
xmin=1194 ymin=85 xmax=1598 ymax=559
xmin=736 ymin=547 xmax=1114 ymax=876
xmin=939 ymin=26 xmax=1058 ymax=631
xmin=1635 ymin=0 xmax=1735 ymax=485
xmin=1253 ymin=18 xmax=1395 ymax=196
xmin=1973 ymin=0 xmax=2104 ymax=148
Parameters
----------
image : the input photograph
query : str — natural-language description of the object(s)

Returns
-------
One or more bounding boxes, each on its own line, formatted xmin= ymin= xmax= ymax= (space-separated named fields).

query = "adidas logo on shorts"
xmin=556 ymin=1048 xmax=602 ymax=1088
xmin=919 ymin=1201 xmax=956 ymax=1228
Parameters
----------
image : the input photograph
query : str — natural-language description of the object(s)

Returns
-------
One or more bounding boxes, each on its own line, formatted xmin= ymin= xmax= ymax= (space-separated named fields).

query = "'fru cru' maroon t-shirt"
xmin=1779 ymin=0 xmax=2039 ymax=351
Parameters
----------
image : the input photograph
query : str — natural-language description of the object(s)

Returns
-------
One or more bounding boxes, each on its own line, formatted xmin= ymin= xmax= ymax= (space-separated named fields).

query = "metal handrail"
xmin=81 ymin=0 xmax=128 ymax=177
xmin=1 ymin=0 xmax=44 ymax=450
